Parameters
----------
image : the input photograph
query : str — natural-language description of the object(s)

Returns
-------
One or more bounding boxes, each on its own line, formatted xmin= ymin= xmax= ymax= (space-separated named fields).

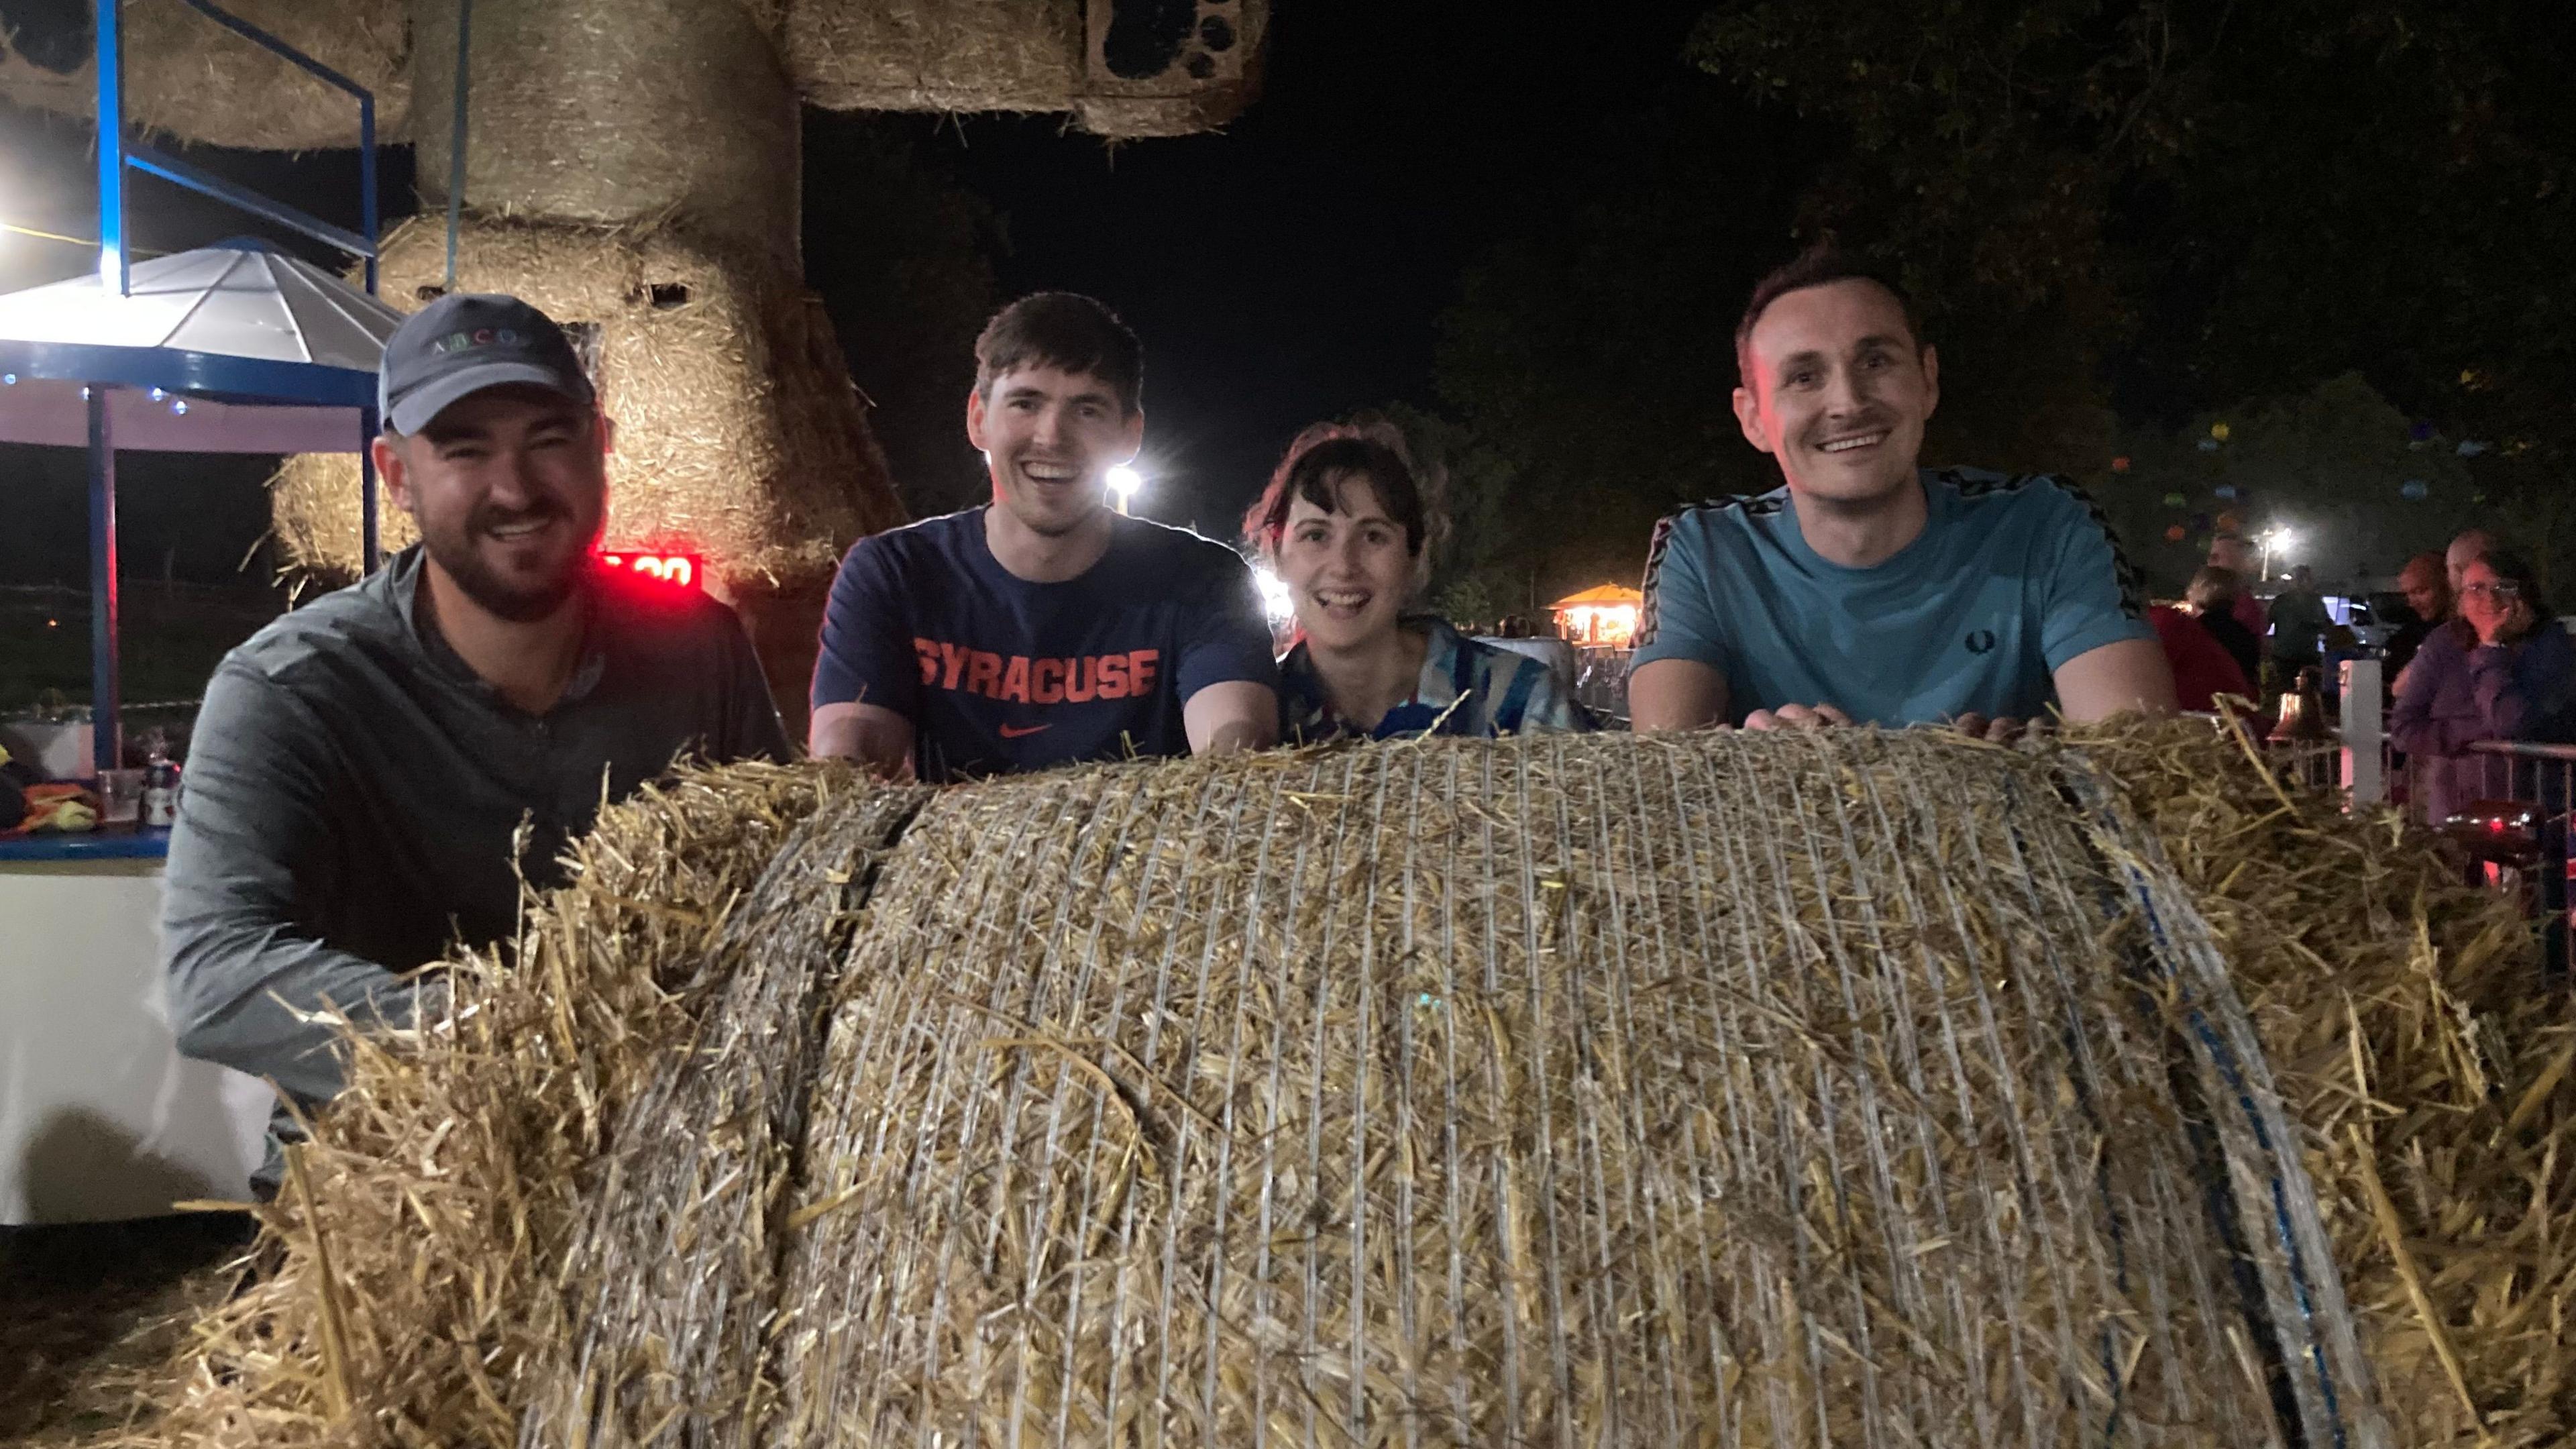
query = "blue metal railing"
xmin=96 ymin=0 xmax=381 ymax=296
xmin=79 ymin=0 xmax=386 ymax=771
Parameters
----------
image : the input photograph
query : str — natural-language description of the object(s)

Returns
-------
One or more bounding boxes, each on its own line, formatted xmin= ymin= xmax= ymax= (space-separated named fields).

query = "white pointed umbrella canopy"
xmin=0 ymin=240 xmax=399 ymax=452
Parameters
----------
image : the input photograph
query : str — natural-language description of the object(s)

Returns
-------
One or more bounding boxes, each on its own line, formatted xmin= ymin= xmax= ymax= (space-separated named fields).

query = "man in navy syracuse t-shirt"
xmin=810 ymin=292 xmax=1280 ymax=781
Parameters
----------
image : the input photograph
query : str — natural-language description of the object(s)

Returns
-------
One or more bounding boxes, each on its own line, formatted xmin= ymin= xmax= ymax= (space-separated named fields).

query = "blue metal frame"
xmin=97 ymin=0 xmax=381 ymax=297
xmin=0 ymin=828 xmax=172 ymax=863
xmin=0 ymin=337 xmax=379 ymax=409
xmin=86 ymin=387 xmax=120 ymax=777
xmin=127 ymin=147 xmax=378 ymax=264
xmin=444 ymin=0 xmax=474 ymax=290
xmin=61 ymin=0 xmax=391 ymax=779
xmin=93 ymin=0 xmax=124 ymax=295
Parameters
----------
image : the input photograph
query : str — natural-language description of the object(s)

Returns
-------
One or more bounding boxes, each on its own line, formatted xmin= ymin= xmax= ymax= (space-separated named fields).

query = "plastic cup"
xmin=98 ymin=768 xmax=145 ymax=826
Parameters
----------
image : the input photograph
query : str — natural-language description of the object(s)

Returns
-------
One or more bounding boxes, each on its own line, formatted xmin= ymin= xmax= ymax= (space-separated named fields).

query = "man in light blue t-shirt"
xmin=1629 ymin=249 xmax=2176 ymax=735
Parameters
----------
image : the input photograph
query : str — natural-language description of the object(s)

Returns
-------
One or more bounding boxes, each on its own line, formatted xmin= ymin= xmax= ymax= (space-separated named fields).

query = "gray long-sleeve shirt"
xmin=163 ymin=546 xmax=790 ymax=1110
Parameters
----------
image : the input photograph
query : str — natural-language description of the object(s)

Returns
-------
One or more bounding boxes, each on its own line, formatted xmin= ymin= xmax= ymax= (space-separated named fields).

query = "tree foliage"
xmin=2101 ymin=373 xmax=2480 ymax=594
xmin=1690 ymin=0 xmax=2576 ymax=563
xmin=1419 ymin=1 xmax=2575 ymax=602
xmin=1419 ymin=87 xmax=1817 ymax=608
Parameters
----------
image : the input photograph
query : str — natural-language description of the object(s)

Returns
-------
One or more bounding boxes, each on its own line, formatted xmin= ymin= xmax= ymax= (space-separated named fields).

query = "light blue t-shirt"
xmin=1630 ymin=468 xmax=2153 ymax=726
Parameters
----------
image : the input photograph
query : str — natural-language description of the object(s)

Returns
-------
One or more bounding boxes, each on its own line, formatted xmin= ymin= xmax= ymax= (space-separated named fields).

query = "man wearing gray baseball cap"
xmin=162 ymin=293 xmax=792 ymax=1189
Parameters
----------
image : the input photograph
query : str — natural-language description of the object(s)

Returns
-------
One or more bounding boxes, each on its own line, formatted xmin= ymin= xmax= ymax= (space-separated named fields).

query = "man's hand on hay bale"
xmin=1741 ymin=702 xmax=1853 ymax=730
xmin=1738 ymin=702 xmax=2034 ymax=743
xmin=1948 ymin=712 xmax=2035 ymax=743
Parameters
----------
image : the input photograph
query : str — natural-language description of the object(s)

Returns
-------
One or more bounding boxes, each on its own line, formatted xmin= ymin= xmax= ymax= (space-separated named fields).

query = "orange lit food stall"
xmin=1549 ymin=584 xmax=1643 ymax=647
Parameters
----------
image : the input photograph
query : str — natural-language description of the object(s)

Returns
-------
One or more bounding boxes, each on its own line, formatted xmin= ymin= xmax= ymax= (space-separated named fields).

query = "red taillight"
xmin=598 ymin=551 xmax=700 ymax=589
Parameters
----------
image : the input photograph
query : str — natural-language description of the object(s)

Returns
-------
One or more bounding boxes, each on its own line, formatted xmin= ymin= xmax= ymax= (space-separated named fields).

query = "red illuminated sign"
xmin=598 ymin=551 xmax=701 ymax=588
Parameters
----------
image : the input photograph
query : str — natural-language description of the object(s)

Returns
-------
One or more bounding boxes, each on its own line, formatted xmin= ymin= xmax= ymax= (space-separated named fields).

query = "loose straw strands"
xmin=771 ymin=733 xmax=2346 ymax=1446
xmin=2076 ymin=717 xmax=2575 ymax=1448
xmin=85 ymin=760 xmax=892 ymax=1448
xmin=46 ymin=724 xmax=2567 ymax=1447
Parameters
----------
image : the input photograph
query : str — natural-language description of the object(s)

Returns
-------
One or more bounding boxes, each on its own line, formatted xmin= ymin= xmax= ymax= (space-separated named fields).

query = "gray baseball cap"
xmin=378 ymin=292 xmax=596 ymax=435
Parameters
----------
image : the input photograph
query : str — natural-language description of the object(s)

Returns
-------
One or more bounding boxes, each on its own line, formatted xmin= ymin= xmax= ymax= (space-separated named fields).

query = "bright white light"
xmin=2259 ymin=526 xmax=2298 ymax=582
xmin=1105 ymin=465 xmax=1143 ymax=505
xmin=1254 ymin=565 xmax=1293 ymax=624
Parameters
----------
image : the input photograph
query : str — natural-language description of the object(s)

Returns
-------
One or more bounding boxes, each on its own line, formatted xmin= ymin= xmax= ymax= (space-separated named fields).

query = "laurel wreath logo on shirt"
xmin=1965 ymin=629 xmax=1998 ymax=655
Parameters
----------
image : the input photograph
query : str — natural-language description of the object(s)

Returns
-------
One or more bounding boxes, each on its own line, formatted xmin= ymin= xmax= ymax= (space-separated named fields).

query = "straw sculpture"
xmin=0 ymin=0 xmax=410 ymax=152
xmin=269 ymin=215 xmax=896 ymax=602
xmin=0 ymin=0 xmax=1268 ymax=684
xmin=791 ymin=0 xmax=1271 ymax=138
xmin=47 ymin=722 xmax=2576 ymax=1447
xmin=0 ymin=1 xmax=1262 ymax=152
xmin=405 ymin=0 xmax=802 ymax=266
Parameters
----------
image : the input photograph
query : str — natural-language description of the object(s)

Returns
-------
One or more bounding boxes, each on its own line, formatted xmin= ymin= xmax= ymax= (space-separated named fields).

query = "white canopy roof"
xmin=0 ymin=242 xmax=399 ymax=453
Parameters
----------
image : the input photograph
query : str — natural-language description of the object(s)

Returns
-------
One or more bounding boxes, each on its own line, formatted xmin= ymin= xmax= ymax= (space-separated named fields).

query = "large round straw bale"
xmin=787 ymin=0 xmax=1266 ymax=136
xmin=0 ymin=0 xmax=410 ymax=150
xmin=757 ymin=733 xmax=2371 ymax=1445
xmin=80 ymin=726 xmax=2576 ymax=1445
xmin=270 ymin=215 xmax=899 ymax=602
xmin=409 ymin=0 xmax=801 ymax=265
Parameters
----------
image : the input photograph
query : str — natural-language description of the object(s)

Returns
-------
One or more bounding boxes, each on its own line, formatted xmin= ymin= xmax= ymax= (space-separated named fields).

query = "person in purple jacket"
xmin=2390 ymin=549 xmax=2576 ymax=823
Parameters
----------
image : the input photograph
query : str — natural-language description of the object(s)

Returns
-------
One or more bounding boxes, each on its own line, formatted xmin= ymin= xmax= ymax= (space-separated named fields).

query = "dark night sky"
xmin=857 ymin=0 xmax=1718 ymax=534
xmin=0 ymin=1 xmax=1732 ymax=583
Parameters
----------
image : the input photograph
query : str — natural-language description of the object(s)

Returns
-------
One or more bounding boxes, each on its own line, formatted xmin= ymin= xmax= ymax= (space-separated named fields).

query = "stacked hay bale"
xmin=70 ymin=725 xmax=2576 ymax=1446
xmin=788 ymin=0 xmax=1268 ymax=138
xmin=0 ymin=0 xmax=411 ymax=150
xmin=269 ymin=217 xmax=888 ymax=619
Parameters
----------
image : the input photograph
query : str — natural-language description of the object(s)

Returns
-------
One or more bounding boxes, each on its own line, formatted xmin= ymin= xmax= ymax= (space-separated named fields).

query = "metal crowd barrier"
xmin=1575 ymin=645 xmax=1633 ymax=728
xmin=2325 ymin=657 xmax=2572 ymax=975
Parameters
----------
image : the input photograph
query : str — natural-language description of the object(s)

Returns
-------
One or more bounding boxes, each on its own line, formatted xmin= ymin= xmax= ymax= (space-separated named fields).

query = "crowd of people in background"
xmin=2390 ymin=535 xmax=2576 ymax=822
xmin=2154 ymin=519 xmax=2576 ymax=826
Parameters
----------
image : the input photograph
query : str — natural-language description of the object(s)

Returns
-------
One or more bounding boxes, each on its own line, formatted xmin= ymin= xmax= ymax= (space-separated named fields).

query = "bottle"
xmin=143 ymin=733 xmax=181 ymax=828
xmin=2268 ymin=667 xmax=2332 ymax=744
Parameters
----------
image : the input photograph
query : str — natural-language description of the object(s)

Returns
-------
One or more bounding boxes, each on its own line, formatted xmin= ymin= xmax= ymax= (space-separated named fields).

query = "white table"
xmin=0 ymin=838 xmax=273 ymax=1223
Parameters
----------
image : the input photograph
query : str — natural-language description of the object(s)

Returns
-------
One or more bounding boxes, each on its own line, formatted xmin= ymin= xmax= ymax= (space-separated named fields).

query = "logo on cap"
xmin=433 ymin=327 xmax=525 ymax=355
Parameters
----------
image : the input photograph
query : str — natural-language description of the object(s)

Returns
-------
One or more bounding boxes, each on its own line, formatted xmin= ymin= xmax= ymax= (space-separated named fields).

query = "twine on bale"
xmin=31 ymin=725 xmax=2574 ymax=1446
xmin=2082 ymin=717 xmax=2576 ymax=1448
xmin=765 ymin=731 xmax=2365 ymax=1446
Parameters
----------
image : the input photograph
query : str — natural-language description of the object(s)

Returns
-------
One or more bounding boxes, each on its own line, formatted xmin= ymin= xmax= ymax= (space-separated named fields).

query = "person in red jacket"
xmin=2149 ymin=602 xmax=2253 ymax=712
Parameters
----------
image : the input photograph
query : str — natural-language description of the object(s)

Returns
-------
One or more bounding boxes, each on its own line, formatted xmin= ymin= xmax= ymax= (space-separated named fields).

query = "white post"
xmin=2341 ymin=657 xmax=2383 ymax=806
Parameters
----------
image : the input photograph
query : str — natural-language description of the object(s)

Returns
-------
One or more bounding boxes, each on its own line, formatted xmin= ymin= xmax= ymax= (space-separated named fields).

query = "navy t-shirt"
xmin=811 ymin=507 xmax=1279 ymax=782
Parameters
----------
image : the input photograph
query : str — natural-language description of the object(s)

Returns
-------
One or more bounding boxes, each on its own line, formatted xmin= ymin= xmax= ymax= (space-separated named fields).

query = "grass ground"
xmin=0 ymin=585 xmax=285 ymax=719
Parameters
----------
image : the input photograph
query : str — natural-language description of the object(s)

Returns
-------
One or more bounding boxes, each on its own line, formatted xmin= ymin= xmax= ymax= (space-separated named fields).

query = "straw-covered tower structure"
xmin=0 ymin=0 xmax=1266 ymax=701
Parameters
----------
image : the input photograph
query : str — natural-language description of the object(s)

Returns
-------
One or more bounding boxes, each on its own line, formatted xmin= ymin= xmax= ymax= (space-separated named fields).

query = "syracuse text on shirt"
xmin=912 ymin=639 xmax=1164 ymax=705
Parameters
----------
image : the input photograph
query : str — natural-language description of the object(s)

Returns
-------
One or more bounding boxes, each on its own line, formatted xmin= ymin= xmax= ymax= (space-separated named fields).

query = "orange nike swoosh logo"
xmin=998 ymin=722 xmax=1052 ymax=739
